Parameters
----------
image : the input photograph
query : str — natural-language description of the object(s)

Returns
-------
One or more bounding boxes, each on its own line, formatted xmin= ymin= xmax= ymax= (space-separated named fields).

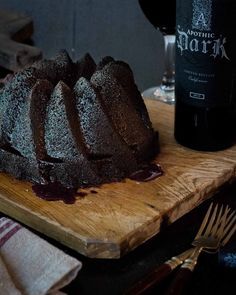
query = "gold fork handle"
xmin=164 ymin=267 xmax=193 ymax=295
xmin=165 ymin=247 xmax=202 ymax=295
xmin=124 ymin=263 xmax=172 ymax=295
xmin=124 ymin=248 xmax=194 ymax=295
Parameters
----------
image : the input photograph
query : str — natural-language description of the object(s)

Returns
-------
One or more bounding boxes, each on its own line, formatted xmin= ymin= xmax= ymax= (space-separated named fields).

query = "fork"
xmin=125 ymin=203 xmax=236 ymax=295
xmin=165 ymin=203 xmax=236 ymax=295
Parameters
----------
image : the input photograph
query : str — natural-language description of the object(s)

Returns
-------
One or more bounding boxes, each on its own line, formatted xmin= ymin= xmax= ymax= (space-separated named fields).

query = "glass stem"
xmin=161 ymin=34 xmax=175 ymax=92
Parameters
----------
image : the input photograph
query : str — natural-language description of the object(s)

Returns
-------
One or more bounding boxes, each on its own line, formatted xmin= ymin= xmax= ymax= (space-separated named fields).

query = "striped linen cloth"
xmin=0 ymin=217 xmax=82 ymax=295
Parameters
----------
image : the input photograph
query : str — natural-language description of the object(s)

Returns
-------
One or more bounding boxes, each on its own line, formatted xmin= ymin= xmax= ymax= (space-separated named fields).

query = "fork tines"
xmin=195 ymin=203 xmax=236 ymax=247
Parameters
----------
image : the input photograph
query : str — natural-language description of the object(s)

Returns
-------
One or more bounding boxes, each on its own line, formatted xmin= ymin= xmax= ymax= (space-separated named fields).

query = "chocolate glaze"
xmin=32 ymin=164 xmax=163 ymax=203
xmin=77 ymin=191 xmax=87 ymax=197
xmin=32 ymin=182 xmax=77 ymax=204
xmin=129 ymin=163 xmax=163 ymax=182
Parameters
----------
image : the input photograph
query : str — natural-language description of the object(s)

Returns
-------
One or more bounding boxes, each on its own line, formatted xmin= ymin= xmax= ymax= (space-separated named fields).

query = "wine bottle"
xmin=174 ymin=0 xmax=236 ymax=151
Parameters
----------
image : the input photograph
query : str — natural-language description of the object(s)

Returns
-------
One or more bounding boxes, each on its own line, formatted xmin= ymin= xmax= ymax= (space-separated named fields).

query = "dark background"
xmin=0 ymin=0 xmax=164 ymax=91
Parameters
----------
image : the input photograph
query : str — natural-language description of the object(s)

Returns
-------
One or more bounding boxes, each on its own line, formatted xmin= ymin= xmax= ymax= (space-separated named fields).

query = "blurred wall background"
xmin=0 ymin=0 xmax=164 ymax=91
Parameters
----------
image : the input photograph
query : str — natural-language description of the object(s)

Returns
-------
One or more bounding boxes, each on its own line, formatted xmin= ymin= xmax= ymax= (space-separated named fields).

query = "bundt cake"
xmin=0 ymin=50 xmax=158 ymax=190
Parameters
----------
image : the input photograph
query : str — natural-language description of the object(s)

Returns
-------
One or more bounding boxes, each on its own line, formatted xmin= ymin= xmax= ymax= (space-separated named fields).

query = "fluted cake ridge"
xmin=0 ymin=50 xmax=158 ymax=189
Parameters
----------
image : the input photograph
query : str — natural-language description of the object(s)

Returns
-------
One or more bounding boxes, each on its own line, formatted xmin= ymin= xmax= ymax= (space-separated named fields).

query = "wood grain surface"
xmin=0 ymin=100 xmax=236 ymax=259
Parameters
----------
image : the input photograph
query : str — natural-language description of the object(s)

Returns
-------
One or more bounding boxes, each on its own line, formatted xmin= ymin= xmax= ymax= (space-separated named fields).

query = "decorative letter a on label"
xmin=192 ymin=0 xmax=212 ymax=31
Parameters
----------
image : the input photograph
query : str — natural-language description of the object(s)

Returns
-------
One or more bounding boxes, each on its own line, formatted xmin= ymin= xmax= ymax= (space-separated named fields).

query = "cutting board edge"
xmin=0 ymin=162 xmax=236 ymax=259
xmin=1 ymin=100 xmax=236 ymax=259
xmin=0 ymin=194 xmax=90 ymax=253
xmin=0 ymin=192 xmax=162 ymax=258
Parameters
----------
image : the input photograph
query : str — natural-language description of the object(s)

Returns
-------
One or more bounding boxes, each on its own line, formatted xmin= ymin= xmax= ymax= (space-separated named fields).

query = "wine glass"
xmin=138 ymin=0 xmax=176 ymax=104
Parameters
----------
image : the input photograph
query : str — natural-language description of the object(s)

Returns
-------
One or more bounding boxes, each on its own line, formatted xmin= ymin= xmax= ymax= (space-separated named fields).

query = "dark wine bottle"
xmin=174 ymin=0 xmax=236 ymax=151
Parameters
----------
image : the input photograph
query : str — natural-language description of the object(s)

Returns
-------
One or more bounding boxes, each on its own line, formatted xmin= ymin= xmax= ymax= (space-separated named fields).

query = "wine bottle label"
xmin=176 ymin=0 xmax=235 ymax=107
xmin=192 ymin=0 xmax=212 ymax=31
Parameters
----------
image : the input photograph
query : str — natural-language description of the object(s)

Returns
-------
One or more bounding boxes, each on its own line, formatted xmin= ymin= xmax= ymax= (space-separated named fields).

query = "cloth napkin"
xmin=0 ymin=217 xmax=82 ymax=295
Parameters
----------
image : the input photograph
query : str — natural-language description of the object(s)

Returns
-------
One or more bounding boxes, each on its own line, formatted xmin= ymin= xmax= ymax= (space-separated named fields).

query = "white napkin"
xmin=0 ymin=217 xmax=82 ymax=295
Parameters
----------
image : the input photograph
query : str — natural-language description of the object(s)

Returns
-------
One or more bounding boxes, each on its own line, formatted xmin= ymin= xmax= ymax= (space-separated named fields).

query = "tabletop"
xmin=1 ymin=180 xmax=233 ymax=295
xmin=0 ymin=68 xmax=235 ymax=295
xmin=61 ymin=181 xmax=236 ymax=295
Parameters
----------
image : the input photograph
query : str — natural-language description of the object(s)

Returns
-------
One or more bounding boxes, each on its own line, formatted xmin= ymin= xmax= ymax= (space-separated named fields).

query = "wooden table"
xmin=59 ymin=183 xmax=236 ymax=294
xmin=1 ymin=100 xmax=236 ymax=259
xmin=1 ymin=181 xmax=234 ymax=294
xmin=0 ymin=97 xmax=235 ymax=293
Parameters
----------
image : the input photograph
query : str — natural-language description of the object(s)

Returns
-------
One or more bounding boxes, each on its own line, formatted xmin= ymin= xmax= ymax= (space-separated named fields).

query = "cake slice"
xmin=44 ymin=80 xmax=101 ymax=186
xmin=32 ymin=50 xmax=75 ymax=86
xmin=45 ymin=81 xmax=84 ymax=160
xmin=96 ymin=56 xmax=114 ymax=70
xmin=0 ymin=68 xmax=37 ymax=146
xmin=91 ymin=67 xmax=156 ymax=161
xmin=30 ymin=80 xmax=54 ymax=160
xmin=76 ymin=53 xmax=96 ymax=81
xmin=74 ymin=77 xmax=139 ymax=179
xmin=102 ymin=61 xmax=152 ymax=128
xmin=10 ymin=79 xmax=53 ymax=159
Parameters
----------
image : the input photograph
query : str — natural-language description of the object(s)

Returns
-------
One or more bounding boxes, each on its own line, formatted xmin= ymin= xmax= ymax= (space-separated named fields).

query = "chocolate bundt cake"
xmin=0 ymin=50 xmax=158 ymax=189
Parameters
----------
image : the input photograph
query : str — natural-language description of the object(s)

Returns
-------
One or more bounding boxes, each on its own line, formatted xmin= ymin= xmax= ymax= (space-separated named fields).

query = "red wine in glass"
xmin=139 ymin=0 xmax=176 ymax=103
xmin=139 ymin=0 xmax=175 ymax=34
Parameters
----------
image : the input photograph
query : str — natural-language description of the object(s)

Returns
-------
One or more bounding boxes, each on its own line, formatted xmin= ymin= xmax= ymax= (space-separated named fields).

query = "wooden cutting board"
xmin=0 ymin=100 xmax=236 ymax=259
